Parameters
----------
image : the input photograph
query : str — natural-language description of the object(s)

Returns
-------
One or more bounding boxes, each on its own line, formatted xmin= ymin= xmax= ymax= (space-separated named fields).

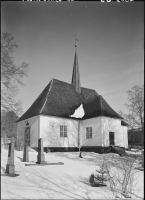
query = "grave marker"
xmin=5 ymin=138 xmax=15 ymax=175
xmin=23 ymin=146 xmax=29 ymax=162
xmin=36 ymin=138 xmax=45 ymax=164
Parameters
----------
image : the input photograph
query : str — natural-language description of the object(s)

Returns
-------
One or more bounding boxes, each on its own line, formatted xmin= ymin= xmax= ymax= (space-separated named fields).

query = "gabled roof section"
xmin=121 ymin=120 xmax=129 ymax=126
xmin=82 ymin=95 xmax=123 ymax=120
xmin=17 ymin=79 xmax=81 ymax=122
xmin=41 ymin=79 xmax=82 ymax=118
xmin=16 ymin=79 xmax=123 ymax=122
xmin=16 ymin=80 xmax=53 ymax=122
xmin=99 ymin=95 xmax=123 ymax=119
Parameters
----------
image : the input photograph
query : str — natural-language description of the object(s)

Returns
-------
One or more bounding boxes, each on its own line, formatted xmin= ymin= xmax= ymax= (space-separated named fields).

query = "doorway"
xmin=109 ymin=132 xmax=114 ymax=146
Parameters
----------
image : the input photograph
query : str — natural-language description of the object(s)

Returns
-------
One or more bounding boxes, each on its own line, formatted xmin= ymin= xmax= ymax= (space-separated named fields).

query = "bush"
xmin=104 ymin=156 xmax=139 ymax=198
xmin=89 ymin=173 xmax=96 ymax=186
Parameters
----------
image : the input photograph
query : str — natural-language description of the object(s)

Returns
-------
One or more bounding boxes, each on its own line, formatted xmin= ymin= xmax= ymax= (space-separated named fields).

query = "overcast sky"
xmin=1 ymin=1 xmax=144 ymax=115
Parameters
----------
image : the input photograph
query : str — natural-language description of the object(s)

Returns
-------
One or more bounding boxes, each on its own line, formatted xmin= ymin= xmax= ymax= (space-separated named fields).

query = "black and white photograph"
xmin=1 ymin=1 xmax=144 ymax=199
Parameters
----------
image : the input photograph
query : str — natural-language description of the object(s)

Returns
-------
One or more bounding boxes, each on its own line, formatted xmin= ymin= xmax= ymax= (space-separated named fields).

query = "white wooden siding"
xmin=40 ymin=116 xmax=79 ymax=148
xmin=80 ymin=117 xmax=102 ymax=146
xmin=17 ymin=115 xmax=40 ymax=148
xmin=101 ymin=117 xmax=128 ymax=148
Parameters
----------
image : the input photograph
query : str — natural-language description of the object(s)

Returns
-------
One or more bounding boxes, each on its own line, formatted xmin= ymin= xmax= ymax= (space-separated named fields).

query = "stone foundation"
xmin=31 ymin=146 xmax=125 ymax=155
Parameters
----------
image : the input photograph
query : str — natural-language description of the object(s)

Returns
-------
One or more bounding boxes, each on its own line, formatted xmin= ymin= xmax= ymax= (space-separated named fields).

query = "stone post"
xmin=23 ymin=146 xmax=29 ymax=162
xmin=142 ymin=150 xmax=144 ymax=167
xmin=5 ymin=138 xmax=15 ymax=175
xmin=36 ymin=138 xmax=45 ymax=164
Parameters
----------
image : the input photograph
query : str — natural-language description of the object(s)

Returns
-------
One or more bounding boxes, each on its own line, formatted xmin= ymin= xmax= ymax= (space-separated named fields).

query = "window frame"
xmin=86 ymin=127 xmax=92 ymax=139
xmin=60 ymin=125 xmax=67 ymax=137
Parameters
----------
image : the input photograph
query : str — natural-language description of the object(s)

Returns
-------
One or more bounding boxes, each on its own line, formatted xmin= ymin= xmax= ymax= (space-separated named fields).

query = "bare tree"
xmin=1 ymin=110 xmax=7 ymax=148
xmin=1 ymin=32 xmax=28 ymax=116
xmin=4 ymin=111 xmax=18 ymax=139
xmin=104 ymin=155 xmax=139 ymax=199
xmin=125 ymin=85 xmax=144 ymax=144
xmin=118 ymin=110 xmax=133 ymax=129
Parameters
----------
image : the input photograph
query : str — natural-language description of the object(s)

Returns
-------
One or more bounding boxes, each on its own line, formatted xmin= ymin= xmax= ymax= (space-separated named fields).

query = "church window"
xmin=60 ymin=125 xmax=67 ymax=137
xmin=86 ymin=127 xmax=92 ymax=139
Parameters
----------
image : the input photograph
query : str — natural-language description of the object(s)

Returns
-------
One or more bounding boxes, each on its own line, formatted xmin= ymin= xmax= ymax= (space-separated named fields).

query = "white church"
xmin=16 ymin=45 xmax=128 ymax=153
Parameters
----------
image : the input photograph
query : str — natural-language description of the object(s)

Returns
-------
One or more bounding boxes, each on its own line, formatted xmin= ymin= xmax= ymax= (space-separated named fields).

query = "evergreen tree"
xmin=89 ymin=159 xmax=108 ymax=186
xmin=95 ymin=162 xmax=108 ymax=186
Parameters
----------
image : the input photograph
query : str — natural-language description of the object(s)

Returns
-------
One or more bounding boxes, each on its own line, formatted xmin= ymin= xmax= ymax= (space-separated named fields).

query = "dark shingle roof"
xmin=121 ymin=120 xmax=129 ymax=126
xmin=82 ymin=95 xmax=123 ymax=120
xmin=16 ymin=78 xmax=123 ymax=122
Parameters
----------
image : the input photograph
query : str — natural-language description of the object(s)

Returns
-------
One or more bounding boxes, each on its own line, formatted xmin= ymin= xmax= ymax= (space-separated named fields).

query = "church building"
xmin=16 ymin=44 xmax=128 ymax=152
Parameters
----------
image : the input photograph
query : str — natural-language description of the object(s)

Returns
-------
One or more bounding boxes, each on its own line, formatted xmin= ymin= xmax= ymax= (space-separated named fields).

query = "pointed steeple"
xmin=71 ymin=36 xmax=81 ymax=93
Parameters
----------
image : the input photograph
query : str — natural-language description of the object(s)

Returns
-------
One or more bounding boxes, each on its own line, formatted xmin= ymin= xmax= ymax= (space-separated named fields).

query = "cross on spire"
xmin=75 ymin=34 xmax=78 ymax=52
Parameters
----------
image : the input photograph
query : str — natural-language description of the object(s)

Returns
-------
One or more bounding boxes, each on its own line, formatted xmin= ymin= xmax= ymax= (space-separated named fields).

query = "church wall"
xmin=17 ymin=115 xmax=40 ymax=148
xmin=40 ymin=115 xmax=79 ymax=148
xmin=121 ymin=126 xmax=128 ymax=148
xmin=80 ymin=117 xmax=102 ymax=146
xmin=101 ymin=117 xmax=128 ymax=148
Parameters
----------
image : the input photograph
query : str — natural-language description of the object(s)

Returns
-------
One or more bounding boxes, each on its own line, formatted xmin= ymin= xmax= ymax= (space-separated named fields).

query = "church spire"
xmin=71 ymin=35 xmax=81 ymax=93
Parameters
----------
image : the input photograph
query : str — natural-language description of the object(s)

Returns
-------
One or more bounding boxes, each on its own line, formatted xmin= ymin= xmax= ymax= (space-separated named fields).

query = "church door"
xmin=109 ymin=132 xmax=114 ymax=146
xmin=24 ymin=127 xmax=30 ymax=146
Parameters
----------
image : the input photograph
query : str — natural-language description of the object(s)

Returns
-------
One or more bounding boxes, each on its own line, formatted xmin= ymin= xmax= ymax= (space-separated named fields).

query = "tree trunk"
xmin=79 ymin=147 xmax=82 ymax=158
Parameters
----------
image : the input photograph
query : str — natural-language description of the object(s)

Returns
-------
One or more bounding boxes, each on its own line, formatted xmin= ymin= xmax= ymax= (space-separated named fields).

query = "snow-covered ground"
xmin=1 ymin=148 xmax=144 ymax=199
xmin=126 ymin=149 xmax=143 ymax=156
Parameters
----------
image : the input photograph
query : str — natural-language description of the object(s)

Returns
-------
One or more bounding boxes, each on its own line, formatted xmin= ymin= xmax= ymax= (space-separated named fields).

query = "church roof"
xmin=121 ymin=120 xmax=129 ymax=126
xmin=83 ymin=95 xmax=123 ymax=120
xmin=16 ymin=78 xmax=123 ymax=122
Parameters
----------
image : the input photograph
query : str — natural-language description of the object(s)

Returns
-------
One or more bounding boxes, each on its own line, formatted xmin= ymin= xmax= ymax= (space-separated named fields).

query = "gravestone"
xmin=36 ymin=138 xmax=45 ymax=164
xmin=5 ymin=138 xmax=15 ymax=175
xmin=23 ymin=126 xmax=30 ymax=162
xmin=23 ymin=146 xmax=29 ymax=162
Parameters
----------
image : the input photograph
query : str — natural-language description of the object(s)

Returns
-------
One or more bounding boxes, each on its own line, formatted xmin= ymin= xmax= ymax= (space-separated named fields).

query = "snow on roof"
xmin=69 ymin=104 xmax=85 ymax=118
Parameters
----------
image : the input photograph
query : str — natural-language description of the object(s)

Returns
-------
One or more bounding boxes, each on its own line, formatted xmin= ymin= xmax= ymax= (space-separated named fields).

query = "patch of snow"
xmin=69 ymin=104 xmax=85 ymax=118
xmin=1 ymin=148 xmax=144 ymax=199
xmin=126 ymin=150 xmax=142 ymax=155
